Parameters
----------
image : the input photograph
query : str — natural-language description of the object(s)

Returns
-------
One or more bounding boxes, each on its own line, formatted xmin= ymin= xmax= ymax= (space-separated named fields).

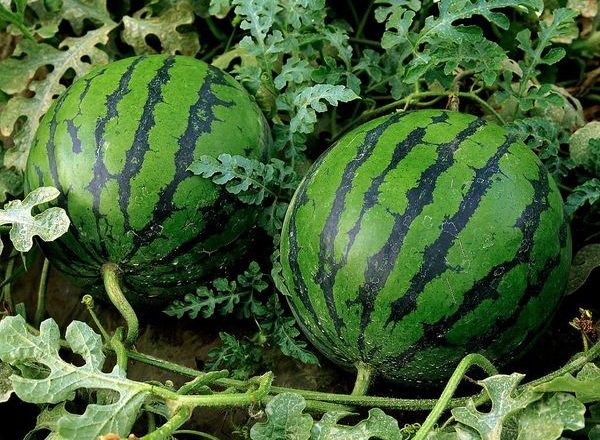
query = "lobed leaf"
xmin=311 ymin=408 xmax=401 ymax=439
xmin=534 ymin=363 xmax=600 ymax=403
xmin=452 ymin=374 xmax=541 ymax=439
xmin=0 ymin=186 xmax=70 ymax=254
xmin=250 ymin=392 xmax=313 ymax=440
xmin=0 ymin=23 xmax=116 ymax=171
xmin=122 ymin=0 xmax=200 ymax=55
xmin=0 ymin=315 xmax=150 ymax=439
xmin=516 ymin=392 xmax=585 ymax=440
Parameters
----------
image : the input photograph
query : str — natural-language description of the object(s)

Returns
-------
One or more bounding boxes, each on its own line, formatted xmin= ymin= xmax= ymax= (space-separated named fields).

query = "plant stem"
xmin=336 ymin=90 xmax=505 ymax=140
xmin=355 ymin=1 xmax=374 ymax=39
xmin=526 ymin=335 xmax=600 ymax=389
xmin=413 ymin=354 xmax=498 ymax=440
xmin=81 ymin=295 xmax=112 ymax=343
xmin=2 ymin=250 xmax=17 ymax=312
xmin=101 ymin=262 xmax=139 ymax=347
xmin=123 ymin=348 xmax=481 ymax=410
xmin=142 ymin=405 xmax=192 ymax=440
xmin=173 ymin=430 xmax=221 ymax=440
xmin=351 ymin=362 xmax=373 ymax=396
xmin=33 ymin=258 xmax=50 ymax=328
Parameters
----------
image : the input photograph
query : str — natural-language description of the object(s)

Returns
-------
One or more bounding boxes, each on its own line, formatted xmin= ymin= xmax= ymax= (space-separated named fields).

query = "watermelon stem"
xmin=351 ymin=362 xmax=374 ymax=396
xmin=101 ymin=262 xmax=139 ymax=347
xmin=413 ymin=353 xmax=498 ymax=440
xmin=33 ymin=258 xmax=50 ymax=328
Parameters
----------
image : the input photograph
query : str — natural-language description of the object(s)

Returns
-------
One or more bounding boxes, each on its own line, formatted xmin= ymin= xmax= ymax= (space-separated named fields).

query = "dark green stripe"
xmin=116 ymin=56 xmax=175 ymax=236
xmin=123 ymin=64 xmax=235 ymax=260
xmin=349 ymin=117 xmax=486 ymax=354
xmin=86 ymin=55 xmax=147 ymax=256
xmin=313 ymin=111 xmax=413 ymax=337
xmin=383 ymin=163 xmax=555 ymax=366
xmin=462 ymin=216 xmax=569 ymax=353
xmin=384 ymin=134 xmax=516 ymax=327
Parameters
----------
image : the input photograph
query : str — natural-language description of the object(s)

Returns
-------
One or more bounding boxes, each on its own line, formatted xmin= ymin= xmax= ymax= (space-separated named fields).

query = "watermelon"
xmin=24 ymin=55 xmax=271 ymax=304
xmin=280 ymin=110 xmax=571 ymax=384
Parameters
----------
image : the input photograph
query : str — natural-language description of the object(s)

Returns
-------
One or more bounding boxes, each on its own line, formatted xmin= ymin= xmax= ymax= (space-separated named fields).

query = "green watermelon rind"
xmin=24 ymin=54 xmax=272 ymax=304
xmin=280 ymin=109 xmax=571 ymax=384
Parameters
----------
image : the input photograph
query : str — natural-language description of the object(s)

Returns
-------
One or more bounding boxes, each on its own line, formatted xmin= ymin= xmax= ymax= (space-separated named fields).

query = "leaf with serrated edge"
xmin=311 ymin=408 xmax=401 ymax=439
xmin=289 ymin=84 xmax=359 ymax=135
xmin=0 ymin=186 xmax=70 ymax=254
xmin=516 ymin=393 xmax=585 ymax=440
xmin=250 ymin=392 xmax=313 ymax=440
xmin=0 ymin=316 xmax=150 ymax=439
xmin=0 ymin=23 xmax=116 ymax=171
xmin=452 ymin=374 xmax=541 ymax=440
xmin=122 ymin=0 xmax=200 ymax=55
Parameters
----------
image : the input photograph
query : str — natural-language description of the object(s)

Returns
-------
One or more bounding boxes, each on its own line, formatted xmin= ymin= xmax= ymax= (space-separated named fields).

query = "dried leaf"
xmin=0 ymin=23 xmax=116 ymax=171
xmin=122 ymin=0 xmax=200 ymax=56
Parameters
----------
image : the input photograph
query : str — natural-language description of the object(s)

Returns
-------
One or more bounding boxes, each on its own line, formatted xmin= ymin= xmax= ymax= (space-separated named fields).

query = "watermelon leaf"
xmin=0 ymin=315 xmax=150 ymax=439
xmin=122 ymin=0 xmax=200 ymax=56
xmin=0 ymin=186 xmax=70 ymax=254
xmin=566 ymin=244 xmax=600 ymax=295
xmin=565 ymin=178 xmax=600 ymax=216
xmin=311 ymin=408 xmax=402 ymax=439
xmin=0 ymin=23 xmax=116 ymax=171
xmin=250 ymin=392 xmax=313 ymax=440
xmin=515 ymin=393 xmax=586 ymax=440
xmin=451 ymin=374 xmax=542 ymax=439
xmin=189 ymin=154 xmax=299 ymax=209
xmin=534 ymin=363 xmax=600 ymax=403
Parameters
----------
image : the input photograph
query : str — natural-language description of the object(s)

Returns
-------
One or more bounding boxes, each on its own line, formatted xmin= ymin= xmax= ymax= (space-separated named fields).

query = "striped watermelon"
xmin=280 ymin=110 xmax=571 ymax=384
xmin=24 ymin=55 xmax=271 ymax=304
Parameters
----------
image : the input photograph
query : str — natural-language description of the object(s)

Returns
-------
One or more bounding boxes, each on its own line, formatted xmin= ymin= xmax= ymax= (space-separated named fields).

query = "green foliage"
xmin=451 ymin=374 xmax=541 ymax=439
xmin=0 ymin=315 xmax=149 ymax=439
xmin=515 ymin=393 xmax=585 ymax=440
xmin=0 ymin=186 xmax=69 ymax=254
xmin=164 ymin=261 xmax=269 ymax=319
xmin=566 ymin=178 xmax=600 ymax=216
xmin=250 ymin=392 xmax=402 ymax=440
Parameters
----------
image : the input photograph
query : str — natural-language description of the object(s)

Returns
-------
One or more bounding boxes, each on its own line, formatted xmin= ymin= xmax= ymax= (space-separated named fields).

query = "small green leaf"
xmin=452 ymin=374 xmax=541 ymax=439
xmin=565 ymin=178 xmax=600 ymax=216
xmin=516 ymin=393 xmax=586 ymax=440
xmin=0 ymin=186 xmax=70 ymax=254
xmin=570 ymin=121 xmax=600 ymax=174
xmin=311 ymin=408 xmax=401 ymax=439
xmin=250 ymin=392 xmax=313 ymax=440
xmin=289 ymin=84 xmax=359 ymax=135
xmin=534 ymin=363 xmax=600 ymax=403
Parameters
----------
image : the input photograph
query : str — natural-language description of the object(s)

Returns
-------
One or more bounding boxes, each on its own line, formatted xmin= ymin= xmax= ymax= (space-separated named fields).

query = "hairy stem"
xmin=34 ymin=258 xmax=50 ymax=328
xmin=413 ymin=354 xmax=498 ymax=440
xmin=142 ymin=405 xmax=192 ymax=440
xmin=101 ymin=262 xmax=139 ymax=347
